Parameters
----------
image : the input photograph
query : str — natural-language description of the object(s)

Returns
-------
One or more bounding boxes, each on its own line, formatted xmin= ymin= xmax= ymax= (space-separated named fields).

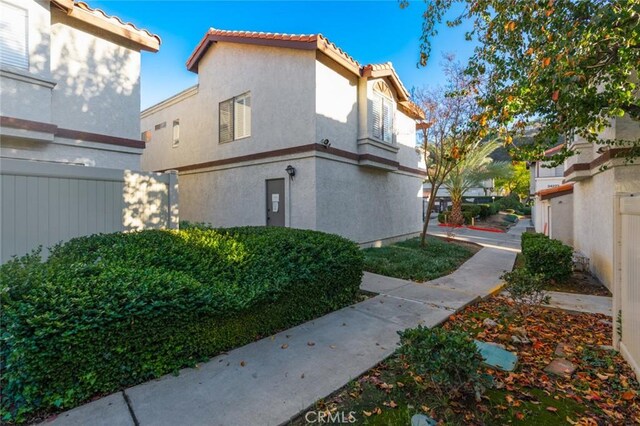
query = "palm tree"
xmin=443 ymin=139 xmax=510 ymax=226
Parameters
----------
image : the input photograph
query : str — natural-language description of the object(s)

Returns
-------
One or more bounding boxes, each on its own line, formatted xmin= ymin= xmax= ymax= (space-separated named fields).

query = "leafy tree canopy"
xmin=402 ymin=0 xmax=640 ymax=164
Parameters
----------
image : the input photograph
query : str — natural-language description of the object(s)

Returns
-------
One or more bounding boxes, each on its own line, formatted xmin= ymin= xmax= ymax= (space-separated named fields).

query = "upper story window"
xmin=372 ymin=81 xmax=394 ymax=143
xmin=219 ymin=92 xmax=251 ymax=143
xmin=172 ymin=119 xmax=180 ymax=147
xmin=0 ymin=1 xmax=29 ymax=70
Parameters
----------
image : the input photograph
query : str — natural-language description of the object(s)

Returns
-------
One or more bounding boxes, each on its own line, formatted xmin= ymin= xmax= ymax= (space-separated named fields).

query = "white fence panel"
xmin=619 ymin=194 xmax=640 ymax=376
xmin=0 ymin=158 xmax=178 ymax=263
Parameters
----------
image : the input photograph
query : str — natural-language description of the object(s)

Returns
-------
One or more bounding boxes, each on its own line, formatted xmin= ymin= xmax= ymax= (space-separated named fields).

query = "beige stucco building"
xmin=0 ymin=0 xmax=160 ymax=168
xmin=563 ymin=115 xmax=640 ymax=291
xmin=141 ymin=29 xmax=426 ymax=245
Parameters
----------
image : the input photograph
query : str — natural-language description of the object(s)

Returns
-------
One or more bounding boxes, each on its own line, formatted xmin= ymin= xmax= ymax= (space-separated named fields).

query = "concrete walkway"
xmin=427 ymin=217 xmax=525 ymax=251
xmin=42 ymin=225 xmax=523 ymax=426
xmin=547 ymin=291 xmax=613 ymax=316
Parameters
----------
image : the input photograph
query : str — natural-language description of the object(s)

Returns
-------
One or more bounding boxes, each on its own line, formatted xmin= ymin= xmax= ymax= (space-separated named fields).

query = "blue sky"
xmin=88 ymin=1 xmax=477 ymax=109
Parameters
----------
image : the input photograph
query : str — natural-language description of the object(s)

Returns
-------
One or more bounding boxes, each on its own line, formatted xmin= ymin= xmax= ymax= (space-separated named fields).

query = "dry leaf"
xmin=546 ymin=406 xmax=558 ymax=412
xmin=281 ymin=344 xmax=288 ymax=349
xmin=621 ymin=390 xmax=636 ymax=400
xmin=240 ymin=361 xmax=246 ymax=367
xmin=307 ymin=341 xmax=315 ymax=346
xmin=362 ymin=410 xmax=372 ymax=417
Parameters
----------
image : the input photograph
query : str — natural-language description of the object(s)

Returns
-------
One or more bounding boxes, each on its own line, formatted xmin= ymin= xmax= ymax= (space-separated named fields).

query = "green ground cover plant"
xmin=1 ymin=226 xmax=363 ymax=422
xmin=361 ymin=237 xmax=478 ymax=282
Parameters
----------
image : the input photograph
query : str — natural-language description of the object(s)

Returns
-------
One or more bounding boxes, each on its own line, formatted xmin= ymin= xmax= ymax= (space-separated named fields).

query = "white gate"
xmin=619 ymin=194 xmax=640 ymax=376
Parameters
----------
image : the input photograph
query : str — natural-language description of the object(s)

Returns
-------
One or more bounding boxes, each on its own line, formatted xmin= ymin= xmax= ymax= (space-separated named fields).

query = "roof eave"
xmin=65 ymin=3 xmax=161 ymax=52
xmin=361 ymin=66 xmax=410 ymax=101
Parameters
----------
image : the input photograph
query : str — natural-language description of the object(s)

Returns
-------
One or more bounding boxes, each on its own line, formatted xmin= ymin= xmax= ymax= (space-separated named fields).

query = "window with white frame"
xmin=373 ymin=94 xmax=394 ymax=143
xmin=219 ymin=92 xmax=251 ymax=143
xmin=372 ymin=81 xmax=394 ymax=143
xmin=172 ymin=119 xmax=180 ymax=147
xmin=0 ymin=1 xmax=29 ymax=70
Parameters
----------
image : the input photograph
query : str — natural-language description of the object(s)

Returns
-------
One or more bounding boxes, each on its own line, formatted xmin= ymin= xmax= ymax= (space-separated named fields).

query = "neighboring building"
xmin=536 ymin=113 xmax=640 ymax=375
xmin=534 ymin=182 xmax=574 ymax=245
xmin=0 ymin=0 xmax=160 ymax=168
xmin=0 ymin=1 xmax=179 ymax=263
xmin=530 ymin=144 xmax=567 ymax=237
xmin=563 ymin=115 xmax=640 ymax=291
xmin=141 ymin=28 xmax=426 ymax=246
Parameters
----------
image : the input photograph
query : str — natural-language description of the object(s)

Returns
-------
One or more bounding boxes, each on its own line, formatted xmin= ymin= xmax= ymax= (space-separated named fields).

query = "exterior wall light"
xmin=285 ymin=165 xmax=296 ymax=180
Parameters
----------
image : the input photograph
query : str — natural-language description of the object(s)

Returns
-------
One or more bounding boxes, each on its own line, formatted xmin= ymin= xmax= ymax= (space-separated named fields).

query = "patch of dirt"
xmin=473 ymin=212 xmax=519 ymax=232
xmin=547 ymin=270 xmax=612 ymax=297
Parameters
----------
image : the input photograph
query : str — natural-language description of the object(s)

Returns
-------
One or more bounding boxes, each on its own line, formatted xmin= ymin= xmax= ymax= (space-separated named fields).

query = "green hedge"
xmin=504 ymin=214 xmax=519 ymax=223
xmin=0 ymin=226 xmax=363 ymax=421
xmin=521 ymin=232 xmax=573 ymax=282
xmin=495 ymin=194 xmax=524 ymax=212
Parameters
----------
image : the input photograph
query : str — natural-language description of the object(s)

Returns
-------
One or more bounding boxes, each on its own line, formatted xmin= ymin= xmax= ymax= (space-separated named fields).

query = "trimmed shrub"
xmin=1 ymin=227 xmax=363 ymax=421
xmin=504 ymin=214 xmax=519 ymax=223
xmin=461 ymin=204 xmax=482 ymax=218
xmin=521 ymin=206 xmax=532 ymax=216
xmin=477 ymin=204 xmax=492 ymax=219
xmin=438 ymin=212 xmax=449 ymax=223
xmin=397 ymin=326 xmax=485 ymax=398
xmin=521 ymin=232 xmax=573 ymax=282
xmin=501 ymin=268 xmax=549 ymax=318
xmin=521 ymin=232 xmax=547 ymax=251
xmin=496 ymin=194 xmax=523 ymax=211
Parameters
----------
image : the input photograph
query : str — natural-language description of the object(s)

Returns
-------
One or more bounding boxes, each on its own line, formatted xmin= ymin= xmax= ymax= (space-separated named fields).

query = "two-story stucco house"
xmin=0 ymin=1 xmax=181 ymax=263
xmin=141 ymin=29 xmax=426 ymax=246
xmin=0 ymin=0 xmax=160 ymax=168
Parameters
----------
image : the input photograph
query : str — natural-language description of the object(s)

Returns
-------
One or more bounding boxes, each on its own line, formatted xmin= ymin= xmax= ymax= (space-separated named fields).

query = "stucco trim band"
xmin=162 ymin=143 xmax=427 ymax=177
xmin=564 ymin=148 xmax=634 ymax=178
xmin=0 ymin=116 xmax=146 ymax=149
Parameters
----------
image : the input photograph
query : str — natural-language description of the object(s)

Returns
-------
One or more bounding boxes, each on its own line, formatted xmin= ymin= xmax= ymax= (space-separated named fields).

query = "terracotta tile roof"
xmin=537 ymin=182 xmax=574 ymax=199
xmin=544 ymin=144 xmax=565 ymax=156
xmin=361 ymin=62 xmax=410 ymax=100
xmin=53 ymin=1 xmax=161 ymax=52
xmin=187 ymin=28 xmax=359 ymax=74
xmin=185 ymin=28 xmax=424 ymax=120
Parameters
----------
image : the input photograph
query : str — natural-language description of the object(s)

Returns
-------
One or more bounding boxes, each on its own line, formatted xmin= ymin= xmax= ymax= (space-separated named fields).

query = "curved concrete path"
xmin=42 ymin=224 xmax=523 ymax=426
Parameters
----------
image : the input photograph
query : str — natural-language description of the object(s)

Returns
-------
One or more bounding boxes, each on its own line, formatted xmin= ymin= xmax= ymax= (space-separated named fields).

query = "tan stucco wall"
xmin=177 ymin=156 xmax=317 ymax=230
xmin=315 ymin=55 xmax=357 ymax=152
xmin=572 ymin=169 xmax=615 ymax=287
xmin=571 ymin=164 xmax=640 ymax=289
xmin=0 ymin=134 xmax=142 ymax=169
xmin=314 ymin=157 xmax=423 ymax=243
xmin=50 ymin=10 xmax=141 ymax=140
xmin=549 ymin=193 xmax=573 ymax=246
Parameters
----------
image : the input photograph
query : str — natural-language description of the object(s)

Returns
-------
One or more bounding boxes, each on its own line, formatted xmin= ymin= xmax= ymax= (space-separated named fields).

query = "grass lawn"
xmin=292 ymin=295 xmax=639 ymax=425
xmin=362 ymin=237 xmax=479 ymax=282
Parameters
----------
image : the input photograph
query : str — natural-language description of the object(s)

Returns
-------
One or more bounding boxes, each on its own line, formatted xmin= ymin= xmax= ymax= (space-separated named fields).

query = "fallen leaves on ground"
xmin=293 ymin=295 xmax=640 ymax=425
xmin=440 ymin=295 xmax=640 ymax=424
